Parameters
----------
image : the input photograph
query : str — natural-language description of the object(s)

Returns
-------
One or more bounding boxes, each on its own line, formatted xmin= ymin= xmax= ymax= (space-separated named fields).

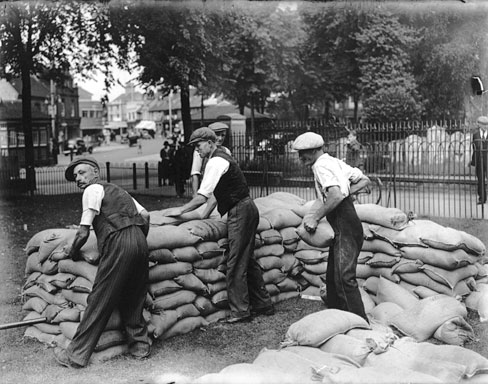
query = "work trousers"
xmin=226 ymin=197 xmax=272 ymax=318
xmin=67 ymin=225 xmax=150 ymax=366
xmin=326 ymin=196 xmax=368 ymax=322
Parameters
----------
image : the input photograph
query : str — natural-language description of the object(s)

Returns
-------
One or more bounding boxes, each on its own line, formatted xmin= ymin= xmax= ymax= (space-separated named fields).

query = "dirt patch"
xmin=1 ymin=195 xmax=487 ymax=383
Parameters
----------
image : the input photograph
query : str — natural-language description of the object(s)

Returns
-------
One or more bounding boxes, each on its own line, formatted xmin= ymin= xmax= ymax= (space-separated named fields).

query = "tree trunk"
xmin=21 ymin=64 xmax=36 ymax=193
xmin=179 ymin=83 xmax=192 ymax=143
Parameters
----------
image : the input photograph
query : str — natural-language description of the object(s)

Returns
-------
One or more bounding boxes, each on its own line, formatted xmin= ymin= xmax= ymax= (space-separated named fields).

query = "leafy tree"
xmin=0 ymin=1 xmax=113 ymax=190
xmin=108 ymin=2 xmax=216 ymax=142
xmin=353 ymin=10 xmax=424 ymax=122
xmin=405 ymin=6 xmax=488 ymax=120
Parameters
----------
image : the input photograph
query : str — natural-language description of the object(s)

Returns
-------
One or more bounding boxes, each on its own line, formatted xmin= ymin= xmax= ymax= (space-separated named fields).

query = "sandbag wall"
xmin=22 ymin=228 xmax=129 ymax=363
xmin=20 ymin=192 xmax=488 ymax=350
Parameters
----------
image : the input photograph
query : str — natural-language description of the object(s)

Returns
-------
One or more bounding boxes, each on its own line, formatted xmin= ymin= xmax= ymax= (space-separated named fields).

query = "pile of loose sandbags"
xmin=192 ymin=309 xmax=488 ymax=384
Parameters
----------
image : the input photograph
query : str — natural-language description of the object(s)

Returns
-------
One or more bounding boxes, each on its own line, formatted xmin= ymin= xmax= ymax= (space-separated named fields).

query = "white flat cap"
xmin=478 ymin=116 xmax=488 ymax=125
xmin=291 ymin=132 xmax=325 ymax=151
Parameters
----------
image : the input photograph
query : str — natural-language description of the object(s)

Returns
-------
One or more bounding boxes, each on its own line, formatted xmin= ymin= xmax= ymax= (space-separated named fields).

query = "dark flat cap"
xmin=65 ymin=155 xmax=100 ymax=181
xmin=188 ymin=127 xmax=217 ymax=145
xmin=208 ymin=122 xmax=229 ymax=132
xmin=478 ymin=116 xmax=488 ymax=125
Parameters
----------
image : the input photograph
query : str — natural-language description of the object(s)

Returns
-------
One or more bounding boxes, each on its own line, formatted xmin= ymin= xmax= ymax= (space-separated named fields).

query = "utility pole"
xmin=49 ymin=79 xmax=57 ymax=164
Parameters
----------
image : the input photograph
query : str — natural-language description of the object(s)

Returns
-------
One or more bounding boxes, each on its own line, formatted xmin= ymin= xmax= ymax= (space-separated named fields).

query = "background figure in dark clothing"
xmin=53 ymin=156 xmax=151 ymax=368
xmin=472 ymin=116 xmax=488 ymax=204
xmin=173 ymin=140 xmax=192 ymax=197
xmin=160 ymin=141 xmax=174 ymax=186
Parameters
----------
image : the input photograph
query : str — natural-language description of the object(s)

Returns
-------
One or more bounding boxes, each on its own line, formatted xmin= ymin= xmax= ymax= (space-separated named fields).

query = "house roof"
xmin=148 ymin=88 xmax=203 ymax=112
xmin=10 ymin=76 xmax=50 ymax=99
xmin=0 ymin=100 xmax=49 ymax=120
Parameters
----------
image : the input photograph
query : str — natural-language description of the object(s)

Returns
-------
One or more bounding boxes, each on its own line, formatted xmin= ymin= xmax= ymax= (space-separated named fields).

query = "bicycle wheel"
xmin=355 ymin=176 xmax=383 ymax=205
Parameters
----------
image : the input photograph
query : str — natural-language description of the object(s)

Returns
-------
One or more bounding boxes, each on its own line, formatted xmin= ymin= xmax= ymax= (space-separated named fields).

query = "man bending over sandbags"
xmin=164 ymin=127 xmax=274 ymax=323
xmin=52 ymin=156 xmax=151 ymax=368
xmin=292 ymin=132 xmax=370 ymax=322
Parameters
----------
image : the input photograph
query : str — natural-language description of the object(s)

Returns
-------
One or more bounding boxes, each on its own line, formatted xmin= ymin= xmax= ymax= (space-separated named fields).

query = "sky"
xmin=74 ymin=68 xmax=141 ymax=103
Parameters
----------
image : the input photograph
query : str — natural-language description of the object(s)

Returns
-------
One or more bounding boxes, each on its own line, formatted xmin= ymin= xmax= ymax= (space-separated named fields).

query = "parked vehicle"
xmin=63 ymin=138 xmax=93 ymax=156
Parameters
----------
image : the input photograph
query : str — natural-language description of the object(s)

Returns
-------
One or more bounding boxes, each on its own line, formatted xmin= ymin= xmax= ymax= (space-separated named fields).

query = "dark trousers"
xmin=226 ymin=197 xmax=271 ymax=318
xmin=476 ymin=163 xmax=487 ymax=203
xmin=67 ymin=226 xmax=150 ymax=366
xmin=326 ymin=196 xmax=368 ymax=322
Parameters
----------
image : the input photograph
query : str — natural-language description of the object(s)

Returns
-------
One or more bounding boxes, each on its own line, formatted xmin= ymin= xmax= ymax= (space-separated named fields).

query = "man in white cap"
xmin=292 ymin=132 xmax=370 ymax=321
xmin=471 ymin=116 xmax=488 ymax=204
xmin=52 ymin=156 xmax=151 ymax=367
xmin=164 ymin=127 xmax=274 ymax=323
xmin=190 ymin=122 xmax=231 ymax=196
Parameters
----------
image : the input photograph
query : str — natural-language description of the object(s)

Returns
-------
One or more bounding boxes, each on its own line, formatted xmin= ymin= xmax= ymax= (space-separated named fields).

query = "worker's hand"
xmin=164 ymin=207 xmax=183 ymax=217
xmin=303 ymin=217 xmax=318 ymax=233
xmin=49 ymin=244 xmax=71 ymax=261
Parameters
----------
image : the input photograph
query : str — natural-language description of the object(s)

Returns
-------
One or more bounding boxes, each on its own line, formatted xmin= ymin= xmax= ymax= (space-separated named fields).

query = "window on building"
xmin=82 ymin=111 xmax=88 ymax=118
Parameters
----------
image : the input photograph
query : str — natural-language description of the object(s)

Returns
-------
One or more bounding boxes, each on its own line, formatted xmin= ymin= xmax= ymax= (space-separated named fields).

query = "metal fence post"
xmin=106 ymin=162 xmax=111 ymax=183
xmin=145 ymin=162 xmax=149 ymax=189
xmin=133 ymin=163 xmax=137 ymax=190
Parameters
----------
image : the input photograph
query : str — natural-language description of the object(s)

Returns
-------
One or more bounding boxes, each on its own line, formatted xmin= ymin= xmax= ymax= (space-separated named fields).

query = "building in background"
xmin=106 ymin=82 xmax=144 ymax=137
xmin=78 ymin=87 xmax=104 ymax=144
xmin=0 ymin=75 xmax=80 ymax=167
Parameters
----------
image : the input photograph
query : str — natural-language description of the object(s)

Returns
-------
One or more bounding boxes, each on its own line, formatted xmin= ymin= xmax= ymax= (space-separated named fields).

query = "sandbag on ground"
xmin=281 ymin=309 xmax=370 ymax=347
xmin=389 ymin=294 xmax=467 ymax=341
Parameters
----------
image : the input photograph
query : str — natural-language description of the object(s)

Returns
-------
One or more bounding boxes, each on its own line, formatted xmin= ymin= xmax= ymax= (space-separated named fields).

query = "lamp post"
xmin=45 ymin=79 xmax=57 ymax=164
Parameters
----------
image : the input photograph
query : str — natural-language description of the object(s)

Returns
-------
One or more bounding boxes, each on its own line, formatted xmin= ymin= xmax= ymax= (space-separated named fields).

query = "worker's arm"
xmin=303 ymin=186 xmax=344 ymax=232
xmin=350 ymin=175 xmax=371 ymax=196
xmin=139 ymin=208 xmax=150 ymax=237
xmin=201 ymin=195 xmax=218 ymax=219
xmin=164 ymin=194 xmax=208 ymax=217
xmin=191 ymin=174 xmax=200 ymax=197
xmin=67 ymin=225 xmax=90 ymax=261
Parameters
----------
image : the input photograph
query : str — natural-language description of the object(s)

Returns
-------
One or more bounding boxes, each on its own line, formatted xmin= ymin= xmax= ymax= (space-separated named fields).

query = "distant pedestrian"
xmin=173 ymin=140 xmax=192 ymax=198
xmin=471 ymin=116 xmax=488 ymax=204
xmin=160 ymin=141 xmax=173 ymax=186
xmin=137 ymin=139 xmax=143 ymax=155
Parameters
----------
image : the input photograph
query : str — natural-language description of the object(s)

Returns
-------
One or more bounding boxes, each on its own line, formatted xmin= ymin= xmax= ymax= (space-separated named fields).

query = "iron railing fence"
xmin=0 ymin=119 xmax=486 ymax=219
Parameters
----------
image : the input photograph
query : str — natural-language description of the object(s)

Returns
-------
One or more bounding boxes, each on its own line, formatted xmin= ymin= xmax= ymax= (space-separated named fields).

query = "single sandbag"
xmin=419 ymin=264 xmax=478 ymax=289
xmin=389 ymin=294 xmax=467 ymax=341
xmin=58 ymin=259 xmax=97 ymax=283
xmin=149 ymin=279 xmax=182 ymax=298
xmin=433 ymin=316 xmax=474 ymax=345
xmin=361 ymin=239 xmax=401 ymax=256
xmin=393 ymin=337 xmax=488 ymax=378
xmin=152 ymin=290 xmax=197 ymax=311
xmin=162 ymin=316 xmax=208 ymax=340
xmin=319 ymin=333 xmax=374 ymax=366
xmin=148 ymin=262 xmax=193 ymax=283
xmin=262 ymin=208 xmax=303 ymax=230
xmin=401 ymin=246 xmax=477 ymax=270
xmin=24 ymin=326 xmax=57 ymax=346
xmin=172 ymin=246 xmax=202 ymax=263
xmin=147 ymin=225 xmax=202 ymax=250
xmin=370 ymin=302 xmax=404 ymax=324
xmin=259 ymin=229 xmax=283 ymax=245
xmin=254 ymin=244 xmax=285 ymax=258
xmin=148 ymin=248 xmax=176 ymax=264
xmin=150 ymin=310 xmax=179 ymax=339
xmin=376 ymin=276 xmax=419 ymax=309
xmin=322 ymin=365 xmax=443 ymax=384
xmin=295 ymin=219 xmax=335 ymax=249
xmin=366 ymin=252 xmax=400 ymax=268
xmin=356 ymin=264 xmax=400 ymax=283
xmin=354 ymin=204 xmax=410 ymax=230
xmin=178 ymin=218 xmax=227 ymax=241
xmin=281 ymin=309 xmax=370 ymax=348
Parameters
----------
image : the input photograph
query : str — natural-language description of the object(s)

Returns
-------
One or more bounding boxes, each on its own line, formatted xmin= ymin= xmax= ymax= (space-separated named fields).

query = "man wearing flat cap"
xmin=472 ymin=116 xmax=488 ymax=204
xmin=190 ymin=122 xmax=231 ymax=196
xmin=53 ymin=156 xmax=151 ymax=368
xmin=292 ymin=132 xmax=370 ymax=322
xmin=164 ymin=127 xmax=274 ymax=323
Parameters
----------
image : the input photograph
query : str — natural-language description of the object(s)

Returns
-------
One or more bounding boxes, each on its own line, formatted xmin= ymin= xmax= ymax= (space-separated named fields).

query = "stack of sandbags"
xmin=191 ymin=308 xmax=488 ymax=383
xmin=22 ymin=228 xmax=129 ymax=363
xmin=146 ymin=220 xmax=228 ymax=339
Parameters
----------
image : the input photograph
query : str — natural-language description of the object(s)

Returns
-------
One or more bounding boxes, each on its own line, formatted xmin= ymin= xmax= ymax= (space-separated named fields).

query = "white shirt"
xmin=481 ymin=128 xmax=487 ymax=140
xmin=191 ymin=146 xmax=231 ymax=176
xmin=197 ymin=157 xmax=229 ymax=198
xmin=80 ymin=184 xmax=145 ymax=226
xmin=312 ymin=153 xmax=364 ymax=202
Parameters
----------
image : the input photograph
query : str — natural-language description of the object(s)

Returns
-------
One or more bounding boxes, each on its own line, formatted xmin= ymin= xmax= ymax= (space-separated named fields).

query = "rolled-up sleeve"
xmin=197 ymin=157 xmax=229 ymax=198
